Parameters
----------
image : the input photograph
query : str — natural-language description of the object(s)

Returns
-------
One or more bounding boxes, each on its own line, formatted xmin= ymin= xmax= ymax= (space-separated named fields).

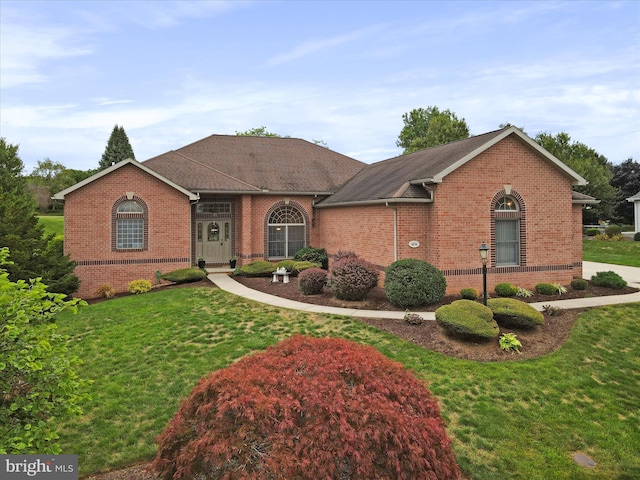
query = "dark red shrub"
xmin=298 ymin=267 xmax=327 ymax=295
xmin=333 ymin=249 xmax=358 ymax=263
xmin=330 ymin=257 xmax=379 ymax=301
xmin=151 ymin=335 xmax=461 ymax=480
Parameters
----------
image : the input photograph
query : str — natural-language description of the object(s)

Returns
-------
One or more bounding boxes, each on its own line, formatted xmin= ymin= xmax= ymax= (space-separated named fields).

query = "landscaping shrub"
xmin=404 ymin=310 xmax=425 ymax=326
xmin=127 ymin=279 xmax=152 ymax=294
xmin=95 ymin=283 xmax=115 ymax=299
xmin=294 ymin=246 xmax=329 ymax=269
xmin=275 ymin=259 xmax=296 ymax=271
xmin=516 ymin=287 xmax=533 ymax=298
xmin=591 ymin=271 xmax=627 ymax=289
xmin=499 ymin=333 xmax=522 ymax=353
xmin=487 ymin=298 xmax=544 ymax=328
xmin=236 ymin=260 xmax=275 ymax=277
xmin=535 ymin=283 xmax=558 ymax=295
xmin=460 ymin=287 xmax=479 ymax=300
xmin=298 ymin=267 xmax=328 ymax=295
xmin=160 ymin=268 xmax=206 ymax=284
xmin=604 ymin=224 xmax=622 ymax=237
xmin=384 ymin=259 xmax=447 ymax=308
xmin=152 ymin=335 xmax=462 ymax=480
xmin=570 ymin=278 xmax=588 ymax=290
xmin=330 ymin=257 xmax=379 ymax=301
xmin=292 ymin=261 xmax=321 ymax=273
xmin=494 ymin=282 xmax=518 ymax=297
xmin=333 ymin=249 xmax=358 ymax=263
xmin=435 ymin=300 xmax=499 ymax=341
xmin=585 ymin=227 xmax=600 ymax=236
xmin=635 ymin=232 xmax=640 ymax=241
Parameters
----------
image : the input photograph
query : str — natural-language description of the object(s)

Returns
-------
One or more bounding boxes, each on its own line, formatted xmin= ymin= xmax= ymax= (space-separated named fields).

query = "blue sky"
xmin=1 ymin=0 xmax=639 ymax=173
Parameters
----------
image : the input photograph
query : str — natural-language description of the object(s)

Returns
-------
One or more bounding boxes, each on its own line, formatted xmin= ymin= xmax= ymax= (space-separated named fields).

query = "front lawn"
xmin=56 ymin=288 xmax=640 ymax=479
xmin=583 ymin=239 xmax=640 ymax=267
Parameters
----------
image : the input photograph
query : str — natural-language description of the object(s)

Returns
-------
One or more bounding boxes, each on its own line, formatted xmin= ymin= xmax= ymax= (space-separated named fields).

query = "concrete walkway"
xmin=207 ymin=261 xmax=640 ymax=321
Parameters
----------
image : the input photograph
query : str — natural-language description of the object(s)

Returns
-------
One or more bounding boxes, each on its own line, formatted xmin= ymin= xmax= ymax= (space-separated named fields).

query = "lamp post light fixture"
xmin=479 ymin=241 xmax=489 ymax=305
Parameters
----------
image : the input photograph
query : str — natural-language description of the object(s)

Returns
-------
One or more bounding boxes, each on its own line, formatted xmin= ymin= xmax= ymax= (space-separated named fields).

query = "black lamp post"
xmin=479 ymin=241 xmax=489 ymax=305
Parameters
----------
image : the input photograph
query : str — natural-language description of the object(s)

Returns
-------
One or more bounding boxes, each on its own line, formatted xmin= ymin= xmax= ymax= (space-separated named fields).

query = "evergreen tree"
xmin=0 ymin=139 xmax=79 ymax=295
xmin=98 ymin=124 xmax=136 ymax=170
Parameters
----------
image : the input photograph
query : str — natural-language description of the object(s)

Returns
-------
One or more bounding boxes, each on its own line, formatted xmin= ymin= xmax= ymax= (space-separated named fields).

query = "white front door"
xmin=197 ymin=220 xmax=232 ymax=264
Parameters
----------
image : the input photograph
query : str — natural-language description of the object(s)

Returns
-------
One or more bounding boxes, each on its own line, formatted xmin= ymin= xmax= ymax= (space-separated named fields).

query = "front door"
xmin=197 ymin=220 xmax=232 ymax=264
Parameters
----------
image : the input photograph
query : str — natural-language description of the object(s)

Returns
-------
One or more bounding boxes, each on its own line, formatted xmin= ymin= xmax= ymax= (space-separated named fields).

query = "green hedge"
xmin=435 ymin=300 xmax=499 ymax=341
xmin=160 ymin=268 xmax=207 ymax=284
xmin=487 ymin=298 xmax=544 ymax=328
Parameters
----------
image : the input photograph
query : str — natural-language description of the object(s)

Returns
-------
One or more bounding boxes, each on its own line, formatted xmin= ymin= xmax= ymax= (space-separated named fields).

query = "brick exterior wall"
xmin=315 ymin=136 xmax=585 ymax=294
xmin=64 ymin=164 xmax=192 ymax=298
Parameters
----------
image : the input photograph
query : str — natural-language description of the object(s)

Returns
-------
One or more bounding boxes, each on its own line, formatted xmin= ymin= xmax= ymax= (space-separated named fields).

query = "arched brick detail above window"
xmin=111 ymin=195 xmax=149 ymax=251
xmin=264 ymin=200 xmax=311 ymax=259
xmin=490 ymin=189 xmax=526 ymax=267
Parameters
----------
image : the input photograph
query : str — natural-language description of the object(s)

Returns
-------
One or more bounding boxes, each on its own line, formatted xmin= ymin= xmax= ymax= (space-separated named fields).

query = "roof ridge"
xmin=172 ymin=151 xmax=261 ymax=191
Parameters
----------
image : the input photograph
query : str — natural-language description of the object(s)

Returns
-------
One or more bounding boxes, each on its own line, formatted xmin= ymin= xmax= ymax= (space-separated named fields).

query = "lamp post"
xmin=479 ymin=241 xmax=489 ymax=305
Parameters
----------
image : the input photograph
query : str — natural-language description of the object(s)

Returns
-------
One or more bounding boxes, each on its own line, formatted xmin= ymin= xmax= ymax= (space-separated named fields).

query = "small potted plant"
xmin=229 ymin=256 xmax=237 ymax=269
xmin=197 ymin=257 xmax=206 ymax=269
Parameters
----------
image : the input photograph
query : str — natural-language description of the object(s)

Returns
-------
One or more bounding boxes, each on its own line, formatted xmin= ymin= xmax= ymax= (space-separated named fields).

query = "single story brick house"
xmin=54 ymin=126 xmax=597 ymax=298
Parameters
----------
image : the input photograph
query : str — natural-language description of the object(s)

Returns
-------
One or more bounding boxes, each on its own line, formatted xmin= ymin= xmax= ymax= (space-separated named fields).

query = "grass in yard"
xmin=38 ymin=214 xmax=64 ymax=237
xmin=56 ymin=287 xmax=640 ymax=479
xmin=583 ymin=239 xmax=640 ymax=267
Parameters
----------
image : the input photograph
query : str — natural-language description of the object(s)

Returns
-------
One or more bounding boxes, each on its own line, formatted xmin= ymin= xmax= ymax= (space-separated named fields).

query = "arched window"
xmin=267 ymin=205 xmax=305 ymax=258
xmin=113 ymin=198 xmax=147 ymax=250
xmin=493 ymin=194 xmax=523 ymax=266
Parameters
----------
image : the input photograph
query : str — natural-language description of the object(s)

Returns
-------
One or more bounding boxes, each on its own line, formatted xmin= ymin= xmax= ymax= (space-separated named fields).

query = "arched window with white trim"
xmin=112 ymin=197 xmax=148 ymax=250
xmin=267 ymin=205 xmax=306 ymax=258
xmin=492 ymin=194 xmax=524 ymax=266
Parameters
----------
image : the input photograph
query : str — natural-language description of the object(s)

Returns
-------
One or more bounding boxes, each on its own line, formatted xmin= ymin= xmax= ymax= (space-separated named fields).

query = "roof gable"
xmin=319 ymin=127 xmax=587 ymax=206
xmin=52 ymin=158 xmax=199 ymax=200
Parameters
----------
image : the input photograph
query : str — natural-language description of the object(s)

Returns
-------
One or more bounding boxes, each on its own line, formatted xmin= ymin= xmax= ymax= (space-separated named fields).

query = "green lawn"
xmin=38 ymin=215 xmax=64 ymax=237
xmin=583 ymin=239 xmax=640 ymax=267
xmin=55 ymin=287 xmax=640 ymax=479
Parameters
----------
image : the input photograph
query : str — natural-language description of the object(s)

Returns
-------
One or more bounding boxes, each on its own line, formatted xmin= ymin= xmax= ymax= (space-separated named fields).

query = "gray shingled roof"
xmin=143 ymin=135 xmax=365 ymax=193
xmin=318 ymin=127 xmax=587 ymax=206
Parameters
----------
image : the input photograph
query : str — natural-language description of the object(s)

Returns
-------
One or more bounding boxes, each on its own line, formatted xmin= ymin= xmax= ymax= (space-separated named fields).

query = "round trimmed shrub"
xmin=152 ymin=335 xmax=462 ymax=480
xmin=460 ymin=287 xmax=479 ymax=300
xmin=127 ymin=279 xmax=152 ymax=294
xmin=298 ymin=267 xmax=328 ymax=295
xmin=604 ymin=224 xmax=622 ymax=237
xmin=487 ymin=298 xmax=544 ymax=328
xmin=494 ymin=282 xmax=518 ymax=297
xmin=570 ymin=278 xmax=588 ymax=290
xmin=160 ymin=268 xmax=206 ymax=284
xmin=435 ymin=300 xmax=499 ymax=341
xmin=585 ymin=227 xmax=600 ymax=236
xmin=275 ymin=259 xmax=296 ymax=271
xmin=384 ymin=259 xmax=447 ymax=308
xmin=535 ymin=283 xmax=558 ymax=295
xmin=635 ymin=232 xmax=640 ymax=241
xmin=292 ymin=261 xmax=321 ymax=273
xmin=333 ymin=250 xmax=358 ymax=263
xmin=591 ymin=271 xmax=627 ymax=289
xmin=236 ymin=260 xmax=275 ymax=277
xmin=330 ymin=257 xmax=379 ymax=301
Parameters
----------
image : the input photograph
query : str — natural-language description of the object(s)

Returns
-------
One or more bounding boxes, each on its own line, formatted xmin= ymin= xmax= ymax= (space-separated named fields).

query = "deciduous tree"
xmin=397 ymin=106 xmax=470 ymax=153
xmin=611 ymin=158 xmax=640 ymax=225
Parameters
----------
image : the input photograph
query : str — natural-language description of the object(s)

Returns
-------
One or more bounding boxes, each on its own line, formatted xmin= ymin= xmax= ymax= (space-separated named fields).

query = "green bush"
xmin=535 ymin=283 xmax=558 ymax=295
xmin=236 ymin=260 xmax=275 ymax=277
xmin=487 ymin=298 xmax=544 ymax=328
xmin=635 ymin=232 xmax=640 ymax=241
xmin=275 ymin=260 xmax=296 ymax=271
xmin=570 ymin=278 xmax=588 ymax=290
xmin=128 ymin=279 xmax=153 ymax=294
xmin=591 ymin=271 xmax=627 ymax=289
xmin=298 ymin=268 xmax=328 ymax=295
xmin=292 ymin=261 xmax=321 ymax=273
xmin=604 ymin=224 xmax=622 ymax=237
xmin=435 ymin=300 xmax=499 ymax=341
xmin=460 ymin=287 xmax=479 ymax=300
xmin=160 ymin=268 xmax=207 ymax=284
xmin=384 ymin=259 xmax=447 ymax=308
xmin=330 ymin=257 xmax=379 ymax=301
xmin=585 ymin=228 xmax=600 ymax=236
xmin=494 ymin=282 xmax=518 ymax=297
xmin=294 ymin=246 xmax=328 ymax=270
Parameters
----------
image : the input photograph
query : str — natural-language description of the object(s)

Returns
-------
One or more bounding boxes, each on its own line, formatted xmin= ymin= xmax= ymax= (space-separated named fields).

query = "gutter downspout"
xmin=385 ymin=202 xmax=398 ymax=262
